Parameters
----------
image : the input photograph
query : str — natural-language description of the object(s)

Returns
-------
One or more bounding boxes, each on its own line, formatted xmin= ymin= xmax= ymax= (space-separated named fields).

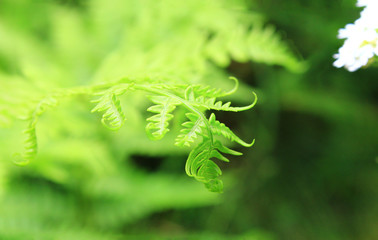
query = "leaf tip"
xmin=12 ymin=153 xmax=30 ymax=166
xmin=226 ymin=76 xmax=239 ymax=96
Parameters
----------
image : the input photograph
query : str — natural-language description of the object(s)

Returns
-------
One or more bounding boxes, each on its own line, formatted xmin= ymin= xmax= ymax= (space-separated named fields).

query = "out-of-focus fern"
xmin=14 ymin=96 xmax=59 ymax=165
xmin=204 ymin=22 xmax=306 ymax=72
xmin=14 ymin=87 xmax=92 ymax=165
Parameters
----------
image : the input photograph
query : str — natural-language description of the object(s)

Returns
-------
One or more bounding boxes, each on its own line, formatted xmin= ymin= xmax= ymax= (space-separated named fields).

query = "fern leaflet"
xmin=185 ymin=137 xmax=242 ymax=193
xmin=91 ymin=84 xmax=132 ymax=130
xmin=146 ymin=95 xmax=180 ymax=140
xmin=175 ymin=113 xmax=206 ymax=147
xmin=186 ymin=88 xmax=258 ymax=112
xmin=14 ymin=96 xmax=59 ymax=165
xmin=185 ymin=77 xmax=240 ymax=99
xmin=209 ymin=113 xmax=255 ymax=147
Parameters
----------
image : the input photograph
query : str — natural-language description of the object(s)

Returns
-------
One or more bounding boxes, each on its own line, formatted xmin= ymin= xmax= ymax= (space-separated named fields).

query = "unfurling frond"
xmin=14 ymin=96 xmax=59 ymax=165
xmin=91 ymin=84 xmax=132 ymax=130
xmin=185 ymin=77 xmax=239 ymax=99
xmin=146 ymin=95 xmax=180 ymax=140
xmin=185 ymin=138 xmax=242 ymax=193
xmin=186 ymin=87 xmax=258 ymax=112
xmin=14 ymin=123 xmax=38 ymax=165
xmin=175 ymin=113 xmax=205 ymax=147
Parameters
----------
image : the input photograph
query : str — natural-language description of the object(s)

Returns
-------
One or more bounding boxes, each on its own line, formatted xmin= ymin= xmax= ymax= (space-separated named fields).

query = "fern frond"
xmin=204 ymin=21 xmax=306 ymax=72
xmin=186 ymin=89 xmax=258 ymax=112
xmin=246 ymin=24 xmax=306 ymax=72
xmin=13 ymin=80 xmax=257 ymax=193
xmin=145 ymin=95 xmax=180 ymax=140
xmin=14 ymin=96 xmax=59 ymax=165
xmin=91 ymin=84 xmax=132 ymax=130
xmin=175 ymin=113 xmax=206 ymax=147
xmin=209 ymin=113 xmax=255 ymax=147
xmin=129 ymin=82 xmax=256 ymax=192
xmin=185 ymin=77 xmax=239 ymax=99
xmin=14 ymin=124 xmax=38 ymax=165
xmin=185 ymin=137 xmax=242 ymax=193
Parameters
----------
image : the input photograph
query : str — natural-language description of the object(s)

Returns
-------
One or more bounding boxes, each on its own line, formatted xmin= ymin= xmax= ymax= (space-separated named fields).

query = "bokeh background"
xmin=0 ymin=0 xmax=377 ymax=239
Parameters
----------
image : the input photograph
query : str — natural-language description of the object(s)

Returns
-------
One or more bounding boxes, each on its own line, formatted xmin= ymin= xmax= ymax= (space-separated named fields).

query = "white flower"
xmin=333 ymin=42 xmax=375 ymax=71
xmin=357 ymin=0 xmax=369 ymax=7
xmin=358 ymin=6 xmax=378 ymax=29
xmin=333 ymin=0 xmax=378 ymax=71
xmin=356 ymin=0 xmax=378 ymax=7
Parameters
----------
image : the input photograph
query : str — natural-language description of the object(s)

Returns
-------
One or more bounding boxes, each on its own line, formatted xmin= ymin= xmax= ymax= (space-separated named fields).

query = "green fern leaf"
xmin=185 ymin=137 xmax=241 ymax=193
xmin=205 ymin=21 xmax=306 ymax=72
xmin=91 ymin=85 xmax=131 ymax=130
xmin=14 ymin=96 xmax=59 ymax=165
xmin=209 ymin=113 xmax=255 ymax=147
xmin=187 ymin=90 xmax=258 ymax=112
xmin=146 ymin=95 xmax=180 ymax=140
xmin=212 ymin=140 xmax=243 ymax=156
xmin=14 ymin=123 xmax=38 ymax=165
xmin=247 ymin=24 xmax=306 ymax=72
xmin=185 ymin=77 xmax=239 ymax=99
xmin=200 ymin=160 xmax=224 ymax=193
xmin=175 ymin=113 xmax=206 ymax=147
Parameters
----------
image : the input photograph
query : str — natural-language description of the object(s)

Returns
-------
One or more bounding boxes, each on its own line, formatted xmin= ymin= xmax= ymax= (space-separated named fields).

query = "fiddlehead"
xmin=14 ymin=96 xmax=59 ymax=165
xmin=91 ymin=84 xmax=133 ymax=130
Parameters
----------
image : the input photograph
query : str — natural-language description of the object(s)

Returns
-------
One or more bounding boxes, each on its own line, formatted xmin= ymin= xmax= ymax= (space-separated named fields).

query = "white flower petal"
xmin=333 ymin=0 xmax=378 ymax=71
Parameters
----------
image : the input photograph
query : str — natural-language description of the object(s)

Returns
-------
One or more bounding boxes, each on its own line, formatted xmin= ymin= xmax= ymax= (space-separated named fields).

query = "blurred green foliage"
xmin=0 ymin=0 xmax=377 ymax=239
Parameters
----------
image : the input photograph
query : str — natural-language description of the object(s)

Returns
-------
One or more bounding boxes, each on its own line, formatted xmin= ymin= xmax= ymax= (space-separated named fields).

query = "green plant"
xmin=17 ymin=77 xmax=257 ymax=192
xmin=0 ymin=0 xmax=304 ymax=194
xmin=0 ymin=0 xmax=308 ymax=238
